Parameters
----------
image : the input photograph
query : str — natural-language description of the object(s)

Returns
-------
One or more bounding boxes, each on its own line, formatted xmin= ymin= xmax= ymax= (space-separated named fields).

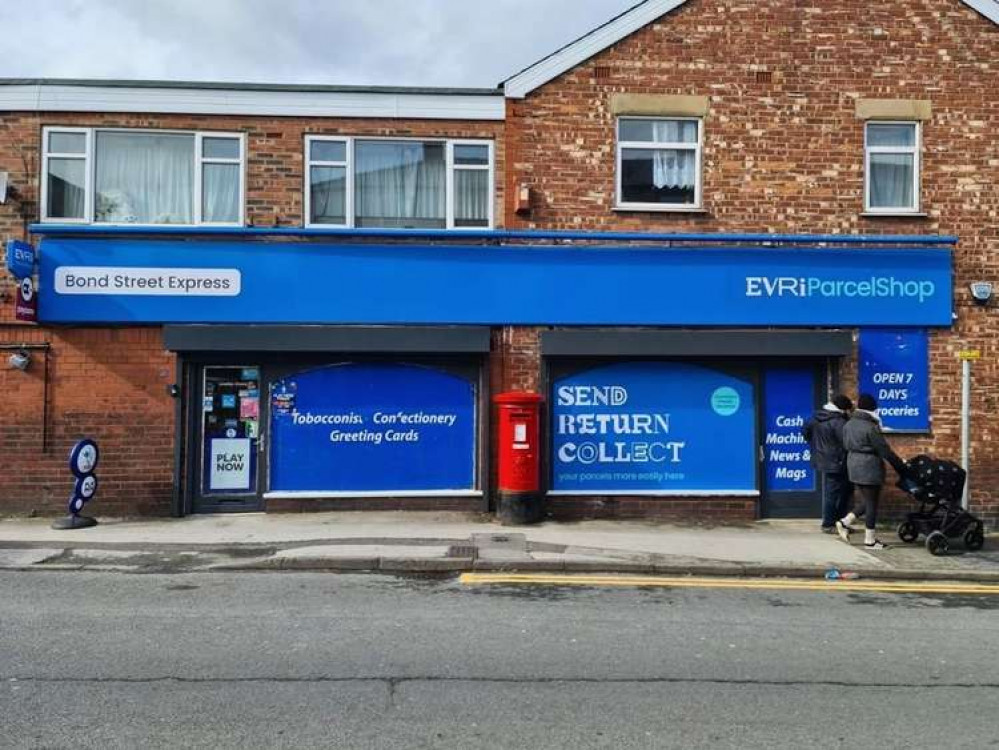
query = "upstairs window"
xmin=617 ymin=117 xmax=701 ymax=210
xmin=865 ymin=122 xmax=919 ymax=213
xmin=42 ymin=128 xmax=245 ymax=225
xmin=306 ymin=137 xmax=493 ymax=229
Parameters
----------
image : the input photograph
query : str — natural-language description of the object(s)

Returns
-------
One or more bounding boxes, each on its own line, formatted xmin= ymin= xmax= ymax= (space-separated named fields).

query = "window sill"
xmin=860 ymin=212 xmax=928 ymax=218
xmin=613 ymin=205 xmax=708 ymax=214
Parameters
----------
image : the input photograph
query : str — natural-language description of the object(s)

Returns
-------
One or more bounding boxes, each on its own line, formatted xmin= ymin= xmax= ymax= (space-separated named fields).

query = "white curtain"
xmin=454 ymin=170 xmax=488 ymax=226
xmin=355 ymin=142 xmax=445 ymax=227
xmin=203 ymin=163 xmax=239 ymax=223
xmin=95 ymin=133 xmax=193 ymax=224
xmin=870 ymin=154 xmax=913 ymax=208
xmin=650 ymin=121 xmax=696 ymax=190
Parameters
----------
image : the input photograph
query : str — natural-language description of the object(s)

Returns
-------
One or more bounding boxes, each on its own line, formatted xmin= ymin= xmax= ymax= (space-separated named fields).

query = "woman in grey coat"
xmin=836 ymin=393 xmax=908 ymax=549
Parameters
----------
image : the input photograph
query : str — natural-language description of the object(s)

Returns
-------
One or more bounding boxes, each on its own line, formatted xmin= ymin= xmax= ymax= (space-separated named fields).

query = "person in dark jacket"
xmin=803 ymin=394 xmax=854 ymax=534
xmin=836 ymin=393 xmax=908 ymax=550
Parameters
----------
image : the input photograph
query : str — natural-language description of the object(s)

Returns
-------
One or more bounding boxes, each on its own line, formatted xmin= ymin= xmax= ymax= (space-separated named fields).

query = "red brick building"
xmin=1 ymin=0 xmax=997 ymax=528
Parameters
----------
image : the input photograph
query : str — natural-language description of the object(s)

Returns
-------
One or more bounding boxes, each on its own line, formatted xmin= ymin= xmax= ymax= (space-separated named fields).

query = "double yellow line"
xmin=459 ymin=572 xmax=999 ymax=596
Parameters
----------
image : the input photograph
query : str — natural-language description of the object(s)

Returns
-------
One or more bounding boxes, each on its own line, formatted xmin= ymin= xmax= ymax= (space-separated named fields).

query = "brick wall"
xmin=504 ymin=0 xmax=999 ymax=525
xmin=0 ymin=111 xmax=504 ymax=517
xmin=0 ymin=325 xmax=175 ymax=516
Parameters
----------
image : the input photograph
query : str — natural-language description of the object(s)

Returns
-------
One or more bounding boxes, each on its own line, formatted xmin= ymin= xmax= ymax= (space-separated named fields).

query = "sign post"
xmin=958 ymin=349 xmax=980 ymax=509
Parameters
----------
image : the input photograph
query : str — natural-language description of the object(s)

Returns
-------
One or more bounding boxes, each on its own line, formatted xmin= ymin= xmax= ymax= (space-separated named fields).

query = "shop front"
xmin=165 ymin=326 xmax=490 ymax=514
xmin=543 ymin=332 xmax=847 ymax=519
xmin=32 ymin=226 xmax=955 ymax=518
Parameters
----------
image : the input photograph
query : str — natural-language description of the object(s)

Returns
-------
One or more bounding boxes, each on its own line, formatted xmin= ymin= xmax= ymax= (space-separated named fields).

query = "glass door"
xmin=194 ymin=365 xmax=262 ymax=512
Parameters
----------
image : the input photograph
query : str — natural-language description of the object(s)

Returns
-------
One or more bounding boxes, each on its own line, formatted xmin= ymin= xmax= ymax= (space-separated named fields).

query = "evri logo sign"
xmin=745 ymin=276 xmax=936 ymax=303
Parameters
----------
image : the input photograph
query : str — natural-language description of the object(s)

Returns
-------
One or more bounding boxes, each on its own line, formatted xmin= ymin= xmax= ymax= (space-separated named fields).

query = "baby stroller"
xmin=896 ymin=454 xmax=985 ymax=556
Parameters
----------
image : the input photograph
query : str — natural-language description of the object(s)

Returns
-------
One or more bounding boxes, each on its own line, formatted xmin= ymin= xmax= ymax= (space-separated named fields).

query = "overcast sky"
xmin=0 ymin=1 xmax=639 ymax=88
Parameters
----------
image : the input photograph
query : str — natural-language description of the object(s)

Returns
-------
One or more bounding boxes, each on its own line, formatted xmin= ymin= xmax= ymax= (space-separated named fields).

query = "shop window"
xmin=864 ymin=122 xmax=920 ymax=213
xmin=550 ymin=361 xmax=756 ymax=495
xmin=305 ymin=136 xmax=493 ymax=229
xmin=41 ymin=127 xmax=245 ymax=225
xmin=616 ymin=117 xmax=702 ymax=210
xmin=268 ymin=362 xmax=477 ymax=493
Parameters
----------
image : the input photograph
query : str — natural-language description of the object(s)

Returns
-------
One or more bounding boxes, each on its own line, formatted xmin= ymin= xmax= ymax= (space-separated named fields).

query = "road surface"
xmin=1 ymin=571 xmax=997 ymax=748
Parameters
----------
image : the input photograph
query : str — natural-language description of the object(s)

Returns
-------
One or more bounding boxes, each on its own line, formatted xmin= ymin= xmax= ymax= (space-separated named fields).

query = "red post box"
xmin=494 ymin=391 xmax=544 ymax=525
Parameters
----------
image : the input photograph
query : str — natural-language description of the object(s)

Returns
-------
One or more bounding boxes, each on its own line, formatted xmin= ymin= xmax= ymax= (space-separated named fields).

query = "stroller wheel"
xmin=897 ymin=521 xmax=919 ymax=543
xmin=964 ymin=526 xmax=985 ymax=552
xmin=926 ymin=531 xmax=949 ymax=556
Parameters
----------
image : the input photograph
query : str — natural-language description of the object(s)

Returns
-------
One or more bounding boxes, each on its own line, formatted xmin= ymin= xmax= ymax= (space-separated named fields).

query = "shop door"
xmin=193 ymin=365 xmax=263 ymax=512
xmin=760 ymin=365 xmax=823 ymax=518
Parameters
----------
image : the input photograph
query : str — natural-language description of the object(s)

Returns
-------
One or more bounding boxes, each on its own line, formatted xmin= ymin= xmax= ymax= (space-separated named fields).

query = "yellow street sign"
xmin=958 ymin=350 xmax=981 ymax=360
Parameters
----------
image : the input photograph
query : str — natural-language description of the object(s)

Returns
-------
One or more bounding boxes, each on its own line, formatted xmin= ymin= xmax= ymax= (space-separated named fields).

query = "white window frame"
xmin=40 ymin=126 xmax=246 ymax=226
xmin=40 ymin=127 xmax=93 ymax=224
xmin=303 ymin=135 xmax=351 ymax=229
xmin=195 ymin=132 xmax=247 ymax=226
xmin=447 ymin=140 xmax=494 ymax=230
xmin=304 ymin=135 xmax=495 ymax=230
xmin=864 ymin=121 xmax=920 ymax=215
xmin=615 ymin=116 xmax=703 ymax=211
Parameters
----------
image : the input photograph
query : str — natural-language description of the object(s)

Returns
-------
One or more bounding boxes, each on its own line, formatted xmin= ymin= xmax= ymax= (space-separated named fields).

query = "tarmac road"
xmin=1 ymin=570 xmax=997 ymax=749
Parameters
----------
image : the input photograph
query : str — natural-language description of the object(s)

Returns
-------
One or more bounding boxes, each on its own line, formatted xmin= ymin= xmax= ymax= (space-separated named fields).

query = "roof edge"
xmin=961 ymin=0 xmax=999 ymax=25
xmin=0 ymin=79 xmax=505 ymax=121
xmin=0 ymin=77 xmax=502 ymax=96
xmin=503 ymin=0 xmax=688 ymax=98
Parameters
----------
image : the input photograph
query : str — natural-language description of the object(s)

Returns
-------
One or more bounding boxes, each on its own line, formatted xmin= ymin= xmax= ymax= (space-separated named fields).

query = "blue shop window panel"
xmin=269 ymin=363 xmax=476 ymax=492
xmin=763 ymin=368 xmax=816 ymax=493
xmin=551 ymin=361 xmax=757 ymax=493
xmin=858 ymin=328 xmax=930 ymax=432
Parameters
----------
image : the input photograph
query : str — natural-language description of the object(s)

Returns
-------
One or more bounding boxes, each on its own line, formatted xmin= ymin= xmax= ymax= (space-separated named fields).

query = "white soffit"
xmin=0 ymin=83 xmax=505 ymax=121
xmin=503 ymin=0 xmax=688 ymax=99
xmin=503 ymin=0 xmax=999 ymax=99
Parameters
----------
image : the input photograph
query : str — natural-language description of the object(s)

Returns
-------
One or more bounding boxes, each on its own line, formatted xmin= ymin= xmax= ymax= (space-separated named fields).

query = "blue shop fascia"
xmin=28 ymin=224 xmax=955 ymax=519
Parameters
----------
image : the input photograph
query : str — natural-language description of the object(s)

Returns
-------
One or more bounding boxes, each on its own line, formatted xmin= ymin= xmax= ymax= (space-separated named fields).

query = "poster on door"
xmin=208 ymin=438 xmax=253 ymax=491
xmin=763 ymin=369 xmax=815 ymax=493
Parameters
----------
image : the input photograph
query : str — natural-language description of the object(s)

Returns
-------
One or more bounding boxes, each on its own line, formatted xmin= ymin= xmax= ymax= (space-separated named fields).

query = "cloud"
xmin=0 ymin=0 xmax=637 ymax=87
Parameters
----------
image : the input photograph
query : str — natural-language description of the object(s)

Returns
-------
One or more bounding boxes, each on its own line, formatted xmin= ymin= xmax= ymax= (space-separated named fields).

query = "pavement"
xmin=0 ymin=511 xmax=996 ymax=581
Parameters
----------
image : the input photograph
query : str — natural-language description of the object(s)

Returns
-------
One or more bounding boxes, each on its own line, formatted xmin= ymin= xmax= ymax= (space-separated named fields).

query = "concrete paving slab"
xmin=0 ymin=548 xmax=64 ymax=567
xmin=475 ymin=549 xmax=533 ymax=562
